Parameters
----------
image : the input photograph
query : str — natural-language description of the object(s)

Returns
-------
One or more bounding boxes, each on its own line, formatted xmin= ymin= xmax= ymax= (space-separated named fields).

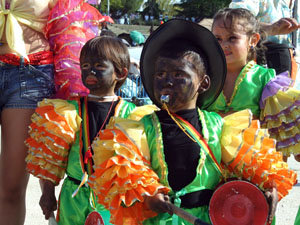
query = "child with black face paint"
xmin=88 ymin=20 xmax=297 ymax=225
xmin=24 ymin=36 xmax=142 ymax=225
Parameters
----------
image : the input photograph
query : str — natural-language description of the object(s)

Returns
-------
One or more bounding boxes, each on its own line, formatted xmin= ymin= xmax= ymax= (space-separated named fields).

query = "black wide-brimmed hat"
xmin=140 ymin=19 xmax=226 ymax=109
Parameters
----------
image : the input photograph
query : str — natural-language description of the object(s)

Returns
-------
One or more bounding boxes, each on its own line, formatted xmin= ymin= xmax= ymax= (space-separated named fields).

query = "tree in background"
xmin=175 ymin=0 xmax=231 ymax=21
xmin=157 ymin=0 xmax=179 ymax=18
xmin=141 ymin=0 xmax=161 ymax=20
xmin=100 ymin=0 xmax=144 ymax=17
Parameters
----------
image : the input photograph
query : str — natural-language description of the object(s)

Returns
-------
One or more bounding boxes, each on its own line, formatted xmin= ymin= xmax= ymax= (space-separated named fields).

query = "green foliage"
xmin=175 ymin=0 xmax=231 ymax=19
xmin=100 ymin=0 xmax=143 ymax=16
xmin=157 ymin=0 xmax=178 ymax=17
xmin=141 ymin=0 xmax=161 ymax=18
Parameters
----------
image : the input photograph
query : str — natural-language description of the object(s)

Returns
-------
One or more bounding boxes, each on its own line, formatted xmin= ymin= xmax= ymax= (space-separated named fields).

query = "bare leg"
xmin=0 ymin=108 xmax=35 ymax=225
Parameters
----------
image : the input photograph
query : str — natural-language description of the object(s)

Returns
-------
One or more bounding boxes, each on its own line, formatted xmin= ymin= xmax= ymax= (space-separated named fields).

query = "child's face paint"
xmin=153 ymin=57 xmax=201 ymax=112
xmin=212 ymin=18 xmax=250 ymax=70
xmin=80 ymin=56 xmax=116 ymax=94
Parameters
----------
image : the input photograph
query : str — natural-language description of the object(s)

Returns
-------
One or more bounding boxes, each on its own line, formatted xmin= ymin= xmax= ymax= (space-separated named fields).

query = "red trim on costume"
xmin=0 ymin=51 xmax=54 ymax=65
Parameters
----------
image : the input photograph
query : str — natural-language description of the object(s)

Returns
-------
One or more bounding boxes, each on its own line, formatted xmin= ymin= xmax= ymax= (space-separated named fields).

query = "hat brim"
xmin=140 ymin=19 xmax=226 ymax=109
xmin=209 ymin=180 xmax=269 ymax=225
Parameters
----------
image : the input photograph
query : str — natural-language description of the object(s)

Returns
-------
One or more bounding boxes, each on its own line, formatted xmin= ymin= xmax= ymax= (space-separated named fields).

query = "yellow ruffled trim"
xmin=90 ymin=119 xmax=169 ymax=225
xmin=25 ymin=99 xmax=82 ymax=185
xmin=260 ymin=89 xmax=300 ymax=156
xmin=261 ymin=89 xmax=300 ymax=117
xmin=38 ymin=99 xmax=81 ymax=132
xmin=226 ymin=61 xmax=255 ymax=105
xmin=127 ymin=104 xmax=159 ymax=121
xmin=277 ymin=142 xmax=300 ymax=157
xmin=262 ymin=108 xmax=300 ymax=129
xmin=221 ymin=109 xmax=297 ymax=200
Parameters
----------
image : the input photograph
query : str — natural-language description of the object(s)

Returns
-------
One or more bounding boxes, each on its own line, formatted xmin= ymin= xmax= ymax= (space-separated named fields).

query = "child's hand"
xmin=144 ymin=193 xmax=173 ymax=215
xmin=39 ymin=179 xmax=57 ymax=220
xmin=264 ymin=187 xmax=278 ymax=224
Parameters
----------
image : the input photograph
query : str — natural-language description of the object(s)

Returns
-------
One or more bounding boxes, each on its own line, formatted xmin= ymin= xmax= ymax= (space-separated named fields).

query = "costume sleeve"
xmin=89 ymin=117 xmax=170 ymax=225
xmin=221 ymin=109 xmax=297 ymax=200
xmin=45 ymin=0 xmax=104 ymax=98
xmin=229 ymin=0 xmax=261 ymax=16
xmin=25 ymin=99 xmax=82 ymax=185
xmin=260 ymin=71 xmax=300 ymax=157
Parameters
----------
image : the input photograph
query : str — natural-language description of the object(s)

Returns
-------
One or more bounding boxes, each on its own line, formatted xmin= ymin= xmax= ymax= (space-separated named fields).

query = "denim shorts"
xmin=0 ymin=58 xmax=55 ymax=111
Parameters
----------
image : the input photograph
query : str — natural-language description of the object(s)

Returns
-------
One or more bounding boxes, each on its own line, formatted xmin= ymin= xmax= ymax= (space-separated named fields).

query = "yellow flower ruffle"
xmin=260 ymin=88 xmax=300 ymax=156
xmin=222 ymin=110 xmax=297 ymax=200
xmin=25 ymin=99 xmax=81 ymax=185
xmin=127 ymin=104 xmax=159 ymax=121
xmin=89 ymin=118 xmax=169 ymax=225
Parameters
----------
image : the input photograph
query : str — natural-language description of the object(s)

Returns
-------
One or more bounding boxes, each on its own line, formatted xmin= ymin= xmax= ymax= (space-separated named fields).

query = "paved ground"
xmin=23 ymin=157 xmax=300 ymax=225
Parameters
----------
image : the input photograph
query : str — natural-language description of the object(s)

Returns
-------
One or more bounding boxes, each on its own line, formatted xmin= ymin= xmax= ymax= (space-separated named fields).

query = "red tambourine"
xmin=84 ymin=211 xmax=105 ymax=225
xmin=209 ymin=180 xmax=269 ymax=225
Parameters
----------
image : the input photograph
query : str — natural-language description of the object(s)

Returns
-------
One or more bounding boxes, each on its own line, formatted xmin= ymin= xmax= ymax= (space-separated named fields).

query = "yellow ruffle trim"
xmin=89 ymin=118 xmax=169 ymax=225
xmin=222 ymin=110 xmax=297 ymax=200
xmin=260 ymin=89 xmax=300 ymax=156
xmin=25 ymin=99 xmax=82 ymax=185
xmin=127 ymin=104 xmax=159 ymax=121
xmin=261 ymin=89 xmax=300 ymax=117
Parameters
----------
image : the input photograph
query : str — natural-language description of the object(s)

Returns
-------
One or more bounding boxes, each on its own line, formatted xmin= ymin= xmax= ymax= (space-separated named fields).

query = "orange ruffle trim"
xmin=223 ymin=119 xmax=297 ymax=200
xmin=89 ymin=129 xmax=170 ymax=225
xmin=25 ymin=99 xmax=79 ymax=185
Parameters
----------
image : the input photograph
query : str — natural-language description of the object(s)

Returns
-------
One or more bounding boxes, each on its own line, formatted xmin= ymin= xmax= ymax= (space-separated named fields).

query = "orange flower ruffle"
xmin=221 ymin=110 xmax=297 ymax=200
xmin=89 ymin=118 xmax=169 ymax=225
xmin=25 ymin=99 xmax=81 ymax=185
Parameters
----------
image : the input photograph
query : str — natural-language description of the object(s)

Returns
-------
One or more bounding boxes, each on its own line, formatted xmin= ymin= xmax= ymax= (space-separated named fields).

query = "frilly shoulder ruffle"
xmin=221 ymin=109 xmax=297 ymax=200
xmin=25 ymin=99 xmax=82 ymax=185
xmin=89 ymin=117 xmax=169 ymax=225
xmin=260 ymin=71 xmax=300 ymax=156
xmin=127 ymin=104 xmax=159 ymax=121
xmin=45 ymin=0 xmax=104 ymax=98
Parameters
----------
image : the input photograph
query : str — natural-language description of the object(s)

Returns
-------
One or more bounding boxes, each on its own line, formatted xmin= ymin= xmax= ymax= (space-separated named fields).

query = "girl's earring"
xmin=250 ymin=46 xmax=254 ymax=50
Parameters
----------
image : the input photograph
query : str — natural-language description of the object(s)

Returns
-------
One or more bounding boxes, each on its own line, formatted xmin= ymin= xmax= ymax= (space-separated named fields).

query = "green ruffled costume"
xmin=90 ymin=108 xmax=297 ymax=225
xmin=208 ymin=61 xmax=300 ymax=157
xmin=142 ymin=109 xmax=223 ymax=224
xmin=25 ymin=97 xmax=136 ymax=225
xmin=58 ymin=98 xmax=136 ymax=225
xmin=207 ymin=61 xmax=275 ymax=117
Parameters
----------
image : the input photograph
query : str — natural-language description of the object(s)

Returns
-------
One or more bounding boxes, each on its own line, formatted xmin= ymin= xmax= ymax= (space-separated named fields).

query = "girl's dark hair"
xmin=80 ymin=36 xmax=130 ymax=91
xmin=212 ymin=8 xmax=267 ymax=65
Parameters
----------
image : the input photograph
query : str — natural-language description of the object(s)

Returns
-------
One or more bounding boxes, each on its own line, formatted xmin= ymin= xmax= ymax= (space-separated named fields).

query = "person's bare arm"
xmin=260 ymin=18 xmax=300 ymax=36
xmin=39 ymin=179 xmax=57 ymax=220
xmin=264 ymin=187 xmax=278 ymax=224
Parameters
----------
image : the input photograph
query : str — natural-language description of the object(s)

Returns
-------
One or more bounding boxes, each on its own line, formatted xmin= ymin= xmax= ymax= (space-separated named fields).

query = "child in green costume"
xmin=25 ymin=36 xmax=141 ymax=225
xmin=89 ymin=19 xmax=297 ymax=225
xmin=209 ymin=8 xmax=300 ymax=161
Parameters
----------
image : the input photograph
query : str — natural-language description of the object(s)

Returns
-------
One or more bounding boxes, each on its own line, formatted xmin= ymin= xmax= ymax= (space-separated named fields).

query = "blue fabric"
xmin=230 ymin=0 xmax=297 ymax=47
xmin=0 ymin=59 xmax=54 ymax=111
